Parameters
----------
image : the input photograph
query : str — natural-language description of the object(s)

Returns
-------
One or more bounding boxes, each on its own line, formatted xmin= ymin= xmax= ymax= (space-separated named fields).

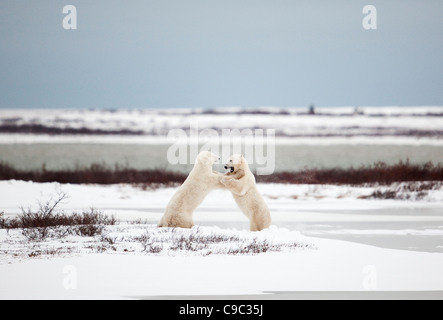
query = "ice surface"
xmin=1 ymin=180 xmax=443 ymax=299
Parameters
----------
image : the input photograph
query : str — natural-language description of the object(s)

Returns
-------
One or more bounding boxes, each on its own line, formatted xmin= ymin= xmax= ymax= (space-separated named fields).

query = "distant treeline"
xmin=1 ymin=161 xmax=442 ymax=186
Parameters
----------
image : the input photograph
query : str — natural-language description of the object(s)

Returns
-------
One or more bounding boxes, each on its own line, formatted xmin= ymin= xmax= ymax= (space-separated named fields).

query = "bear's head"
xmin=224 ymin=154 xmax=247 ymax=174
xmin=196 ymin=151 xmax=220 ymax=167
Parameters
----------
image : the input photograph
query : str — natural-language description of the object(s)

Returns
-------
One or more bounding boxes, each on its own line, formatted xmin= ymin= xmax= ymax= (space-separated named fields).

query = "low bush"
xmin=359 ymin=181 xmax=442 ymax=200
xmin=2 ymin=192 xmax=116 ymax=241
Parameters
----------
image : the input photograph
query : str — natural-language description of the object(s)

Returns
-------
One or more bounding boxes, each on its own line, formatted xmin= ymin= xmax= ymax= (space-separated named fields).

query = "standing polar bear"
xmin=221 ymin=154 xmax=272 ymax=231
xmin=158 ymin=151 xmax=224 ymax=229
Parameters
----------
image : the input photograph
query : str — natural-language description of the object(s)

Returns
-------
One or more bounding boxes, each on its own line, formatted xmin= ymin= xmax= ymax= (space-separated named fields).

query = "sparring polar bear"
xmin=221 ymin=154 xmax=272 ymax=231
xmin=158 ymin=151 xmax=224 ymax=229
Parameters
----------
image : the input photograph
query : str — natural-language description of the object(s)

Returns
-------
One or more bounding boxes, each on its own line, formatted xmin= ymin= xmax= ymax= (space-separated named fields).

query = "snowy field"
xmin=2 ymin=106 xmax=443 ymax=138
xmin=1 ymin=180 xmax=443 ymax=299
xmin=1 ymin=107 xmax=442 ymax=299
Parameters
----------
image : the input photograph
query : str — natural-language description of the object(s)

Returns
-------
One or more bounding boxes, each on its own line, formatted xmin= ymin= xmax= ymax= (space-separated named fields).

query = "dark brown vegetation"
xmin=0 ymin=162 xmax=187 ymax=186
xmin=1 ymin=197 xmax=311 ymax=257
xmin=256 ymin=161 xmax=443 ymax=185
xmin=0 ymin=124 xmax=143 ymax=135
xmin=1 ymin=192 xmax=116 ymax=241
xmin=358 ymin=181 xmax=442 ymax=200
xmin=133 ymin=226 xmax=312 ymax=256
xmin=1 ymin=160 xmax=442 ymax=186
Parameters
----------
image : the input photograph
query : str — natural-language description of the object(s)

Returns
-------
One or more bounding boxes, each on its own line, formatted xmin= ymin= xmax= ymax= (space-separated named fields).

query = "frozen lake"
xmin=210 ymin=209 xmax=443 ymax=254
xmin=1 ymin=140 xmax=443 ymax=172
xmin=1 ymin=106 xmax=443 ymax=172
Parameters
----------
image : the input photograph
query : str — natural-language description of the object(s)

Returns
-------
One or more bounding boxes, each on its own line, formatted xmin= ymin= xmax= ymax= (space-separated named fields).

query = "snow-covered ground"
xmin=1 ymin=180 xmax=443 ymax=299
xmin=2 ymin=237 xmax=443 ymax=300
xmin=1 ymin=108 xmax=442 ymax=299
xmin=1 ymin=107 xmax=443 ymax=138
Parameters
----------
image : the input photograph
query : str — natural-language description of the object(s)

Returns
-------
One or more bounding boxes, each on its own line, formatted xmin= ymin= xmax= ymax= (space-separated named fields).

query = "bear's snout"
xmin=224 ymin=165 xmax=235 ymax=173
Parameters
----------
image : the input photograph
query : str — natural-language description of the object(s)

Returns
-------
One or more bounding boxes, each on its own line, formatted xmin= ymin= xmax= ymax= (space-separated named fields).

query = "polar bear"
xmin=158 ymin=151 xmax=224 ymax=229
xmin=221 ymin=154 xmax=272 ymax=231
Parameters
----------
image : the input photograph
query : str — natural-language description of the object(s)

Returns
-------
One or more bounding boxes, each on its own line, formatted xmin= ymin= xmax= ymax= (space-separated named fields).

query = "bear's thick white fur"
xmin=221 ymin=154 xmax=272 ymax=231
xmin=158 ymin=151 xmax=224 ymax=228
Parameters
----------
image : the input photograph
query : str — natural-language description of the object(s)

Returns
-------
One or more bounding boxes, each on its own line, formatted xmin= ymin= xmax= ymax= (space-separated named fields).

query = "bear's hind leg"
xmin=249 ymin=213 xmax=272 ymax=232
xmin=170 ymin=214 xmax=194 ymax=229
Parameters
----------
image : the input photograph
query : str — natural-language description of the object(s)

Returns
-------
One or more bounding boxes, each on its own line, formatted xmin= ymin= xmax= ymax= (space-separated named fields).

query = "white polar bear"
xmin=220 ymin=154 xmax=272 ymax=232
xmin=158 ymin=151 xmax=224 ymax=229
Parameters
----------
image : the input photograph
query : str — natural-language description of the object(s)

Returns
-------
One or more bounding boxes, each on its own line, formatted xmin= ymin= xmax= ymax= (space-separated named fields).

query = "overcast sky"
xmin=0 ymin=0 xmax=442 ymax=109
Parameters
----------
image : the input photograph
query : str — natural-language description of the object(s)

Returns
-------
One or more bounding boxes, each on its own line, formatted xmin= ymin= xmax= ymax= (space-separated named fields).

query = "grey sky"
xmin=0 ymin=0 xmax=442 ymax=109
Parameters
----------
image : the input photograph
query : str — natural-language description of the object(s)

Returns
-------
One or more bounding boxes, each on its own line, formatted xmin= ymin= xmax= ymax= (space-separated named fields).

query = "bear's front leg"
xmin=211 ymin=171 xmax=227 ymax=189
xmin=220 ymin=176 xmax=234 ymax=186
xmin=220 ymin=177 xmax=246 ymax=196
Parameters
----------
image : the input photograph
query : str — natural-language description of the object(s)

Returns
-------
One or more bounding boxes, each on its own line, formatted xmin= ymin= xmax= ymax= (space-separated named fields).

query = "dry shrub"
xmin=2 ymin=192 xmax=116 ymax=241
xmin=359 ymin=181 xmax=442 ymax=200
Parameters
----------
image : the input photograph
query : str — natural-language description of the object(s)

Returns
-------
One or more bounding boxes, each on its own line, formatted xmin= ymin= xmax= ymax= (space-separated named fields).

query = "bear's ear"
xmin=240 ymin=155 xmax=249 ymax=166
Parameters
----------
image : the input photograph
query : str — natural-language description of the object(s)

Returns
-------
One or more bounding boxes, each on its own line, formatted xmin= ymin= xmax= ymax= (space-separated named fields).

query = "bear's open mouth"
xmin=225 ymin=166 xmax=235 ymax=173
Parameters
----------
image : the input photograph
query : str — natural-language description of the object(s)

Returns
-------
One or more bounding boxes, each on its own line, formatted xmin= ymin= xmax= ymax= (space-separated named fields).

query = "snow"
xmin=1 ymin=237 xmax=443 ymax=299
xmin=0 ymin=224 xmax=310 ymax=263
xmin=1 ymin=107 xmax=443 ymax=139
xmin=1 ymin=180 xmax=442 ymax=219
xmin=1 ymin=134 xmax=443 ymax=146
xmin=1 ymin=107 xmax=442 ymax=299
xmin=2 ymin=107 xmax=442 ymax=175
xmin=1 ymin=180 xmax=443 ymax=299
